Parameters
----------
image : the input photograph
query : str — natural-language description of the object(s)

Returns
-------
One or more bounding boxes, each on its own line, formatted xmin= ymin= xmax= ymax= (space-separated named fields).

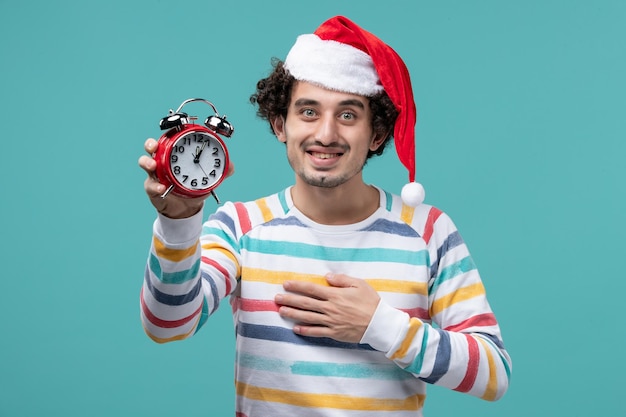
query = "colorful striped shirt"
xmin=141 ymin=187 xmax=511 ymax=416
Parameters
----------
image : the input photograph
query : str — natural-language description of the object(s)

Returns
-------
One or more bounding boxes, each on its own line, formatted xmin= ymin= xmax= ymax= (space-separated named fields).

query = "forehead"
xmin=290 ymin=81 xmax=370 ymax=108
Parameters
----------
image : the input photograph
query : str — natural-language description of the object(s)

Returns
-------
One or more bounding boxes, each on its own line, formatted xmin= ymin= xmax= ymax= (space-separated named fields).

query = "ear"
xmin=271 ymin=116 xmax=287 ymax=143
xmin=369 ymin=131 xmax=388 ymax=152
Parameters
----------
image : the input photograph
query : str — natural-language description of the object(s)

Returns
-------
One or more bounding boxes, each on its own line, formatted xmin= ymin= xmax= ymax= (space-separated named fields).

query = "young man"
xmin=138 ymin=16 xmax=511 ymax=417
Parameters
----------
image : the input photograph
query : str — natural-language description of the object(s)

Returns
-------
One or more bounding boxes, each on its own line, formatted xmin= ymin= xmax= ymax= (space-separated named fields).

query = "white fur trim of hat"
xmin=284 ymin=34 xmax=384 ymax=97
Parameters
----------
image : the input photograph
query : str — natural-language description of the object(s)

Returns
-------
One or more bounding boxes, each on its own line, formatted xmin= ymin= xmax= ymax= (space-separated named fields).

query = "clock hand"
xmin=198 ymin=163 xmax=210 ymax=179
xmin=193 ymin=146 xmax=200 ymax=163
xmin=200 ymin=162 xmax=220 ymax=204
xmin=193 ymin=140 xmax=208 ymax=163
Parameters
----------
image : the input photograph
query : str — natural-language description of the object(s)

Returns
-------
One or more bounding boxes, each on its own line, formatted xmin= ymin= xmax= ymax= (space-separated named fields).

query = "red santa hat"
xmin=284 ymin=15 xmax=425 ymax=206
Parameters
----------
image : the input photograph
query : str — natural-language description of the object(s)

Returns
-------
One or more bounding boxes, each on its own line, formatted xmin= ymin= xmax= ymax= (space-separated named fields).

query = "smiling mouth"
xmin=308 ymin=151 xmax=343 ymax=159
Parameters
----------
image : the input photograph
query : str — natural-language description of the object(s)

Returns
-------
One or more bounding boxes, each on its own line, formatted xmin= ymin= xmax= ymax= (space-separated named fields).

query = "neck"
xmin=290 ymin=179 xmax=380 ymax=225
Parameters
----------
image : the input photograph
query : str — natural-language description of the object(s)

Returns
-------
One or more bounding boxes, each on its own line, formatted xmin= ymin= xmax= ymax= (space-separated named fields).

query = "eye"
xmin=301 ymin=108 xmax=316 ymax=118
xmin=340 ymin=112 xmax=355 ymax=121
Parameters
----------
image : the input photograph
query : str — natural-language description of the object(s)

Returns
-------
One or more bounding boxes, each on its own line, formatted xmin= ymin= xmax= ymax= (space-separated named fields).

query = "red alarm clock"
xmin=153 ymin=98 xmax=234 ymax=203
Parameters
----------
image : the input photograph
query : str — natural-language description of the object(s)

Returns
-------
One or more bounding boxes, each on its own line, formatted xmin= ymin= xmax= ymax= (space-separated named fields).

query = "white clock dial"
xmin=169 ymin=131 xmax=226 ymax=191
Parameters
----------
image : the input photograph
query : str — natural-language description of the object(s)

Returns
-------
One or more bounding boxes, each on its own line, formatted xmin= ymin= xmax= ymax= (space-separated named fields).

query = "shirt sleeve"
xmin=140 ymin=204 xmax=240 ymax=343
xmin=360 ymin=209 xmax=512 ymax=401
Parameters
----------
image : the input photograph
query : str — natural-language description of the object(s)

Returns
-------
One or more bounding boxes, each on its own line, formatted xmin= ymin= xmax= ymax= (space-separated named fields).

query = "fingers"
xmin=275 ymin=292 xmax=324 ymax=314
xmin=275 ymin=275 xmax=380 ymax=343
xmin=138 ymin=154 xmax=156 ymax=174
xmin=138 ymin=138 xmax=158 ymax=175
xmin=144 ymin=138 xmax=158 ymax=154
xmin=325 ymin=273 xmax=357 ymax=288
xmin=143 ymin=174 xmax=165 ymax=198
xmin=276 ymin=275 xmax=354 ymax=304
xmin=282 ymin=279 xmax=330 ymax=300
xmin=138 ymin=138 xmax=164 ymax=198
xmin=226 ymin=162 xmax=235 ymax=178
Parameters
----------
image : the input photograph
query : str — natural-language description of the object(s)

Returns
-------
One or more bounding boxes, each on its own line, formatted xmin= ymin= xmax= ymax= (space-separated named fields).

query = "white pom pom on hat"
xmin=284 ymin=16 xmax=425 ymax=206
xmin=401 ymin=182 xmax=426 ymax=208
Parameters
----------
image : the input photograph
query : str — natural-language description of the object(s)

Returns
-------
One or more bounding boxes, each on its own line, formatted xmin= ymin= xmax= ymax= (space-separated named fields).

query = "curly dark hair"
xmin=249 ymin=59 xmax=398 ymax=159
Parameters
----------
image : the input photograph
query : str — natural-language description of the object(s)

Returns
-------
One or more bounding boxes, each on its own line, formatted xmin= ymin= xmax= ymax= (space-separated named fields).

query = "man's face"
xmin=273 ymin=81 xmax=384 ymax=189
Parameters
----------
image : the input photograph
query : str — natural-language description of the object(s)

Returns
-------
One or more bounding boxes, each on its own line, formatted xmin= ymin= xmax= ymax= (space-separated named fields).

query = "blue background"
xmin=1 ymin=1 xmax=624 ymax=416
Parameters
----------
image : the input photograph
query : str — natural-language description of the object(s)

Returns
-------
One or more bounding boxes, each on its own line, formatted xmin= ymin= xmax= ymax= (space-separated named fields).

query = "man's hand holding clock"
xmin=139 ymin=138 xmax=235 ymax=219
xmin=139 ymin=98 xmax=235 ymax=219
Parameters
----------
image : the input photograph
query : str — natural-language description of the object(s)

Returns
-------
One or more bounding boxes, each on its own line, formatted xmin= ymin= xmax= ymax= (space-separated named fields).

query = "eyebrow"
xmin=293 ymin=98 xmax=366 ymax=109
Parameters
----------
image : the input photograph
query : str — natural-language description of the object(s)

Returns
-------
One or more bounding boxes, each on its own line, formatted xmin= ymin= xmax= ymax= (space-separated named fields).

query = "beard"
xmin=298 ymin=171 xmax=357 ymax=188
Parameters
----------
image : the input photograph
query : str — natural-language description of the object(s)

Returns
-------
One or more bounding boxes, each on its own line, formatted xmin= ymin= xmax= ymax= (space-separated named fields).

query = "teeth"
xmin=311 ymin=152 xmax=338 ymax=159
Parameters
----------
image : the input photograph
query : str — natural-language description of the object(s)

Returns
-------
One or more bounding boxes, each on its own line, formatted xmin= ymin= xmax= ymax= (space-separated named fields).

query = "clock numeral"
xmin=213 ymin=159 xmax=221 ymax=168
xmin=174 ymin=145 xmax=185 ymax=153
xmin=182 ymin=175 xmax=189 ymax=183
xmin=171 ymin=154 xmax=178 ymax=163
xmin=173 ymin=166 xmax=181 ymax=175
xmin=191 ymin=179 xmax=198 ymax=187
xmin=202 ymin=177 xmax=208 ymax=185
xmin=209 ymin=170 xmax=216 ymax=177
xmin=212 ymin=147 xmax=219 ymax=156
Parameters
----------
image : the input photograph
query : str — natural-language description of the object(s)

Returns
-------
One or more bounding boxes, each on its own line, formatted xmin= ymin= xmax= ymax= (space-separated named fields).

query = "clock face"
xmin=168 ymin=130 xmax=227 ymax=192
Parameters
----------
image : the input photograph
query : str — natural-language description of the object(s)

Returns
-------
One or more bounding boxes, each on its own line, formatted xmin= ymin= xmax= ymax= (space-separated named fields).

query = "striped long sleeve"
xmin=360 ymin=205 xmax=511 ymax=402
xmin=141 ymin=187 xmax=511 ymax=416
xmin=141 ymin=209 xmax=239 ymax=343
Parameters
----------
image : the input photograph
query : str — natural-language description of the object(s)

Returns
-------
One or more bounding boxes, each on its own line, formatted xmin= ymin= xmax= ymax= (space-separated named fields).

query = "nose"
xmin=313 ymin=115 xmax=339 ymax=145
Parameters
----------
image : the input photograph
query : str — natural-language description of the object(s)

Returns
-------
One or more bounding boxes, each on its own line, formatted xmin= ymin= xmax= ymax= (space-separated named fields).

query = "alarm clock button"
xmin=205 ymin=115 xmax=234 ymax=137
xmin=159 ymin=112 xmax=189 ymax=130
